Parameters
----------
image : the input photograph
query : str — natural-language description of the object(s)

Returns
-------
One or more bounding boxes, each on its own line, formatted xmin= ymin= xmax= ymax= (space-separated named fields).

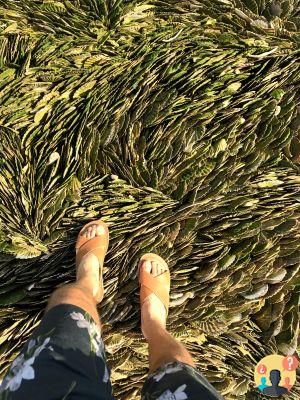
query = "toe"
xmin=81 ymin=223 xmax=107 ymax=239
xmin=151 ymin=261 xmax=158 ymax=277
xmin=156 ymin=263 xmax=163 ymax=276
xmin=141 ymin=260 xmax=152 ymax=274
xmin=91 ymin=225 xmax=97 ymax=238
xmin=86 ymin=226 xmax=91 ymax=238
xmin=96 ymin=224 xmax=106 ymax=236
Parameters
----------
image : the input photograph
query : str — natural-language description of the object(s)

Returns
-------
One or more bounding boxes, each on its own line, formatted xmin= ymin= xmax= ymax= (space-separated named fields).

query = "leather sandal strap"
xmin=76 ymin=221 xmax=109 ymax=269
xmin=139 ymin=266 xmax=170 ymax=313
xmin=76 ymin=238 xmax=107 ymax=268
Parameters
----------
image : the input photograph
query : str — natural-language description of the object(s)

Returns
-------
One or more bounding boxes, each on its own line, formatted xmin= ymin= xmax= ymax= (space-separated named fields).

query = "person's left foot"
xmin=76 ymin=224 xmax=106 ymax=303
xmin=140 ymin=259 xmax=168 ymax=340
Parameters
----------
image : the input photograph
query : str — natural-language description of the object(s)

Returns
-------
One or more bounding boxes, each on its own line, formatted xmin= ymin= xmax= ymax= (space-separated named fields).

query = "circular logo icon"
xmin=254 ymin=354 xmax=298 ymax=397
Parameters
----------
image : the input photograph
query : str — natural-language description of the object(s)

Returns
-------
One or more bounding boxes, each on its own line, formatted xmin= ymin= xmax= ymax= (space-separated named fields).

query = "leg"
xmin=140 ymin=260 xmax=223 ymax=400
xmin=46 ymin=223 xmax=106 ymax=325
xmin=140 ymin=260 xmax=195 ymax=373
xmin=0 ymin=223 xmax=114 ymax=400
xmin=45 ymin=267 xmax=101 ymax=326
xmin=147 ymin=324 xmax=195 ymax=373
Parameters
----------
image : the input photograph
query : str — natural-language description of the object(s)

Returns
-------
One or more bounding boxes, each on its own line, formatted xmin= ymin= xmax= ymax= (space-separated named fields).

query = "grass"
xmin=0 ymin=1 xmax=299 ymax=398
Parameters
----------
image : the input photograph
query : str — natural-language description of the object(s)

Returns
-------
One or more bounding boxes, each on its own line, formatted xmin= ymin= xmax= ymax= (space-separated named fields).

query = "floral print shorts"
xmin=0 ymin=304 xmax=223 ymax=400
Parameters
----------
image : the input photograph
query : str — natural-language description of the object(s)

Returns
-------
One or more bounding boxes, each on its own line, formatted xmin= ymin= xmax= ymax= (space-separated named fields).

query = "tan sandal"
xmin=139 ymin=253 xmax=170 ymax=316
xmin=76 ymin=220 xmax=109 ymax=301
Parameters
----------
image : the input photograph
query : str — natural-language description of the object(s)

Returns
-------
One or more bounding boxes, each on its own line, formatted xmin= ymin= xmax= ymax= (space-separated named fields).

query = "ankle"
xmin=148 ymin=334 xmax=196 ymax=372
xmin=73 ymin=281 xmax=98 ymax=303
xmin=76 ymin=275 xmax=98 ymax=294
xmin=144 ymin=320 xmax=169 ymax=342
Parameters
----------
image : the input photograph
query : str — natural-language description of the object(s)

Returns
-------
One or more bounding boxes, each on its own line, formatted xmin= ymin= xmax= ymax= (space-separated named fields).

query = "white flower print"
xmin=152 ymin=364 xmax=183 ymax=382
xmin=157 ymin=384 xmax=188 ymax=400
xmin=6 ymin=356 xmax=35 ymax=392
xmin=103 ymin=365 xmax=109 ymax=383
xmin=0 ymin=336 xmax=52 ymax=393
xmin=70 ymin=312 xmax=92 ymax=330
xmin=70 ymin=312 xmax=100 ymax=338
xmin=27 ymin=339 xmax=35 ymax=351
xmin=70 ymin=311 xmax=110 ymax=384
xmin=94 ymin=338 xmax=104 ymax=358
xmin=70 ymin=312 xmax=103 ymax=358
xmin=33 ymin=337 xmax=51 ymax=357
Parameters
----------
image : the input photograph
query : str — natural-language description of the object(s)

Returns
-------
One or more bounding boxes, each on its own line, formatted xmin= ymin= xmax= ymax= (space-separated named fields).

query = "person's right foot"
xmin=140 ymin=260 xmax=169 ymax=339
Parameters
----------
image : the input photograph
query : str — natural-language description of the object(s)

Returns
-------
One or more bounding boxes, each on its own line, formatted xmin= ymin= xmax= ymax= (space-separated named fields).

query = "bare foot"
xmin=76 ymin=224 xmax=106 ymax=303
xmin=140 ymin=260 xmax=169 ymax=339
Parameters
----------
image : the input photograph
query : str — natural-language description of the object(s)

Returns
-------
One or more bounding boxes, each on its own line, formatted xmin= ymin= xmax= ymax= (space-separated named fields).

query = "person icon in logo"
xmin=263 ymin=369 xmax=288 ymax=397
xmin=283 ymin=377 xmax=293 ymax=391
xmin=258 ymin=377 xmax=268 ymax=391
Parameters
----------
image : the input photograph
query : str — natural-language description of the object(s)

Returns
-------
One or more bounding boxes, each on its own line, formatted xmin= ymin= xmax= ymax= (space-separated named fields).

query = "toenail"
xmin=97 ymin=226 xmax=106 ymax=235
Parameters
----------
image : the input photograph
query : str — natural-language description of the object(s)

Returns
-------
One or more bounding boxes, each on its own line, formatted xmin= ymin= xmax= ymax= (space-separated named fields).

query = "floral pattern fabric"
xmin=70 ymin=311 xmax=109 ymax=383
xmin=0 ymin=337 xmax=52 ymax=393
xmin=0 ymin=304 xmax=114 ymax=400
xmin=142 ymin=361 xmax=223 ymax=400
xmin=0 ymin=304 xmax=223 ymax=400
xmin=157 ymin=384 xmax=188 ymax=400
